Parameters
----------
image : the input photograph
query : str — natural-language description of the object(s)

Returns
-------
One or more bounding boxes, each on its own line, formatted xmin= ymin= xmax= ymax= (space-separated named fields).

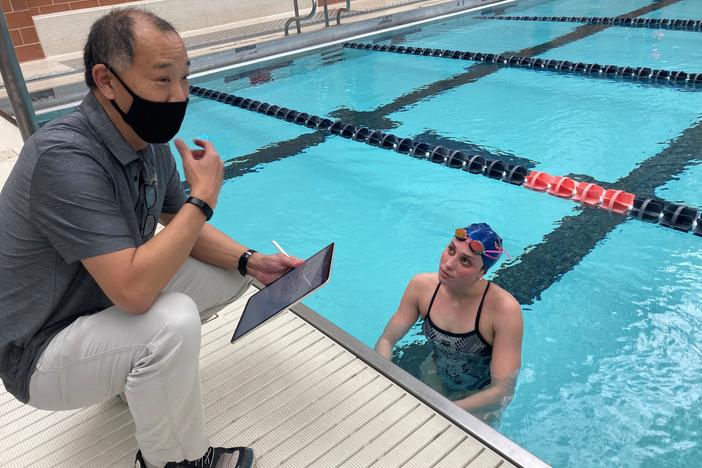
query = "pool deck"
xmin=0 ymin=118 xmax=22 ymax=188
xmin=0 ymin=0 xmax=549 ymax=466
xmin=0 ymin=281 xmax=543 ymax=467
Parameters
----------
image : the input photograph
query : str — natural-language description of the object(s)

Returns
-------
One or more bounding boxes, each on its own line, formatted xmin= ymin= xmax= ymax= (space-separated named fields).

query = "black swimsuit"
xmin=422 ymin=281 xmax=493 ymax=393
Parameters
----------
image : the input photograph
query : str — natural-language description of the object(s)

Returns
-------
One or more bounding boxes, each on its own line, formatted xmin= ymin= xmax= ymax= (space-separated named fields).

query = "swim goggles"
xmin=454 ymin=228 xmax=511 ymax=260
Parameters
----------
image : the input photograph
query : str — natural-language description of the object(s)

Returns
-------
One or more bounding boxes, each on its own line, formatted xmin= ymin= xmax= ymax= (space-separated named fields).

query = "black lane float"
xmin=343 ymin=42 xmax=702 ymax=88
xmin=189 ymin=86 xmax=702 ymax=237
xmin=481 ymin=15 xmax=702 ymax=32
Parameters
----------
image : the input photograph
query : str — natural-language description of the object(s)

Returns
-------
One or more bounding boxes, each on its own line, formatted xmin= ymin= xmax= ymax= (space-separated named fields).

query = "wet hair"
xmin=83 ymin=8 xmax=177 ymax=88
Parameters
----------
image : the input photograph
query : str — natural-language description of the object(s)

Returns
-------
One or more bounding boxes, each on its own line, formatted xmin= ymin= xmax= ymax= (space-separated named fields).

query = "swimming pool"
xmin=177 ymin=0 xmax=702 ymax=465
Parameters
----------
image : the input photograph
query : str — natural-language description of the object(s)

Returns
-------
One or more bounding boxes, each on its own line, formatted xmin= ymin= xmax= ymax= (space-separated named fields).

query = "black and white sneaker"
xmin=135 ymin=446 xmax=254 ymax=468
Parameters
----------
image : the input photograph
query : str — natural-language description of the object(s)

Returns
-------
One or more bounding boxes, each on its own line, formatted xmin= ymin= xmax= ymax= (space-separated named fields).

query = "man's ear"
xmin=93 ymin=64 xmax=116 ymax=100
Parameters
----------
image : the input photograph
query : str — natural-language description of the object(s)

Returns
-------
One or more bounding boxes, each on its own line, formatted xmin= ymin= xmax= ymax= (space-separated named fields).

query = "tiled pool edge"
xmin=289 ymin=299 xmax=549 ymax=467
xmin=189 ymin=0 xmax=516 ymax=76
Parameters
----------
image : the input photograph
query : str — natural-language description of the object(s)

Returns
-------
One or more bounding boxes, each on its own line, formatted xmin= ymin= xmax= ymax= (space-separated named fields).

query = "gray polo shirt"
xmin=0 ymin=92 xmax=187 ymax=403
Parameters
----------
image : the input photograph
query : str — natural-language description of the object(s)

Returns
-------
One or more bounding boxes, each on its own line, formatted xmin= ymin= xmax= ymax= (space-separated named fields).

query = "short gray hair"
xmin=83 ymin=8 xmax=177 ymax=88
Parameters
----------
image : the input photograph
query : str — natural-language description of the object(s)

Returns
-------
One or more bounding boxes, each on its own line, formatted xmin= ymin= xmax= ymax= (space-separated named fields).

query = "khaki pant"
xmin=28 ymin=257 xmax=253 ymax=466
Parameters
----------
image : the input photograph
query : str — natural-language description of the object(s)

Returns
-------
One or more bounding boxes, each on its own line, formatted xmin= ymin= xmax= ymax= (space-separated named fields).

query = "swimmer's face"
xmin=438 ymin=240 xmax=485 ymax=284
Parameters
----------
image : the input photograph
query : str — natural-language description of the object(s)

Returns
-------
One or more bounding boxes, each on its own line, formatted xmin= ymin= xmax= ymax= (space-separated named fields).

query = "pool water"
xmin=175 ymin=0 xmax=702 ymax=465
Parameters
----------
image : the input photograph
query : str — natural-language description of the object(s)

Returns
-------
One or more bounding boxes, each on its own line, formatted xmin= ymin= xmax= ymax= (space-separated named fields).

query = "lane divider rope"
xmin=481 ymin=15 xmax=702 ymax=32
xmin=343 ymin=42 xmax=702 ymax=88
xmin=189 ymin=85 xmax=702 ymax=237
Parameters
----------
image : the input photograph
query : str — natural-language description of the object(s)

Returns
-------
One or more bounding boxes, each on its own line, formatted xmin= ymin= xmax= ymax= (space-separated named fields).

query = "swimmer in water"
xmin=376 ymin=223 xmax=523 ymax=423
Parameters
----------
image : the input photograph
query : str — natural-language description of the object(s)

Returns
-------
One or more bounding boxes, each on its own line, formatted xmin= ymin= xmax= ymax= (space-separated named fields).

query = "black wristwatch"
xmin=185 ymin=196 xmax=213 ymax=221
xmin=238 ymin=249 xmax=256 ymax=276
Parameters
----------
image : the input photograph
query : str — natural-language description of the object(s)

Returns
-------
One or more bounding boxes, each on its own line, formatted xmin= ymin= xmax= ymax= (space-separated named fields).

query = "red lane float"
xmin=547 ymin=176 xmax=577 ymax=198
xmin=525 ymin=170 xmax=635 ymax=214
xmin=601 ymin=189 xmax=635 ymax=214
xmin=523 ymin=171 xmax=553 ymax=191
xmin=573 ymin=182 xmax=605 ymax=206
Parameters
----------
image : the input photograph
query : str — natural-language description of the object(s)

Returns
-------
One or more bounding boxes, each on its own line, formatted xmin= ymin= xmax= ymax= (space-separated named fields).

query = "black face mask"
xmin=106 ymin=65 xmax=188 ymax=144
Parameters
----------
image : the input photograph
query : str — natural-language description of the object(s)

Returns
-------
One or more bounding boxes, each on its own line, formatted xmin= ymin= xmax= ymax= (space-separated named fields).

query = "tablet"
xmin=231 ymin=243 xmax=335 ymax=342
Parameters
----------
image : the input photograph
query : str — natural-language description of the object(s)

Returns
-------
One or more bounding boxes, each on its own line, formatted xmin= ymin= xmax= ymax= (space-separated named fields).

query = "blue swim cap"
xmin=465 ymin=223 xmax=505 ymax=271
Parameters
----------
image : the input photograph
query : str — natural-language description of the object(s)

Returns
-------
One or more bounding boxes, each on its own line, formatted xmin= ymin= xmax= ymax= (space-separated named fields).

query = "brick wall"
xmin=1 ymin=0 xmax=137 ymax=62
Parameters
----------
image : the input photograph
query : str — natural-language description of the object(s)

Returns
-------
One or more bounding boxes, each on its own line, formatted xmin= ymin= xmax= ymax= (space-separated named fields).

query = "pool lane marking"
xmin=343 ymin=42 xmax=702 ymax=89
xmin=190 ymin=0 xmax=688 ymax=310
xmin=191 ymin=86 xmax=702 ymax=241
xmin=492 ymin=121 xmax=702 ymax=304
xmin=480 ymin=15 xmax=702 ymax=32
xmin=181 ymin=132 xmax=327 ymax=191
xmin=396 ymin=117 xmax=702 ymax=373
xmin=193 ymin=85 xmax=702 ymax=311
xmin=216 ymin=128 xmax=536 ymax=186
xmin=330 ymin=0 xmax=683 ymax=128
xmin=410 ymin=130 xmax=536 ymax=170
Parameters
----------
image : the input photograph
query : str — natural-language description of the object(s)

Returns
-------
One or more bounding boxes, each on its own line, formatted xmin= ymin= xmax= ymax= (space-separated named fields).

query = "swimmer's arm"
xmin=453 ymin=302 xmax=523 ymax=415
xmin=375 ymin=276 xmax=423 ymax=360
xmin=452 ymin=374 xmax=518 ymax=417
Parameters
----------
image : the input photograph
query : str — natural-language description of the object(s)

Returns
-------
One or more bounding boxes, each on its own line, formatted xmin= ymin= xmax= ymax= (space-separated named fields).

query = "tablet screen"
xmin=231 ymin=243 xmax=334 ymax=342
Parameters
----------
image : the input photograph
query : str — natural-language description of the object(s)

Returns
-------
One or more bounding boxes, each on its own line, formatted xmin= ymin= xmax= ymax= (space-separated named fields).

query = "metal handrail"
xmin=0 ymin=4 xmax=38 ymax=141
xmin=322 ymin=0 xmax=330 ymax=27
xmin=0 ymin=108 xmax=17 ymax=126
xmin=335 ymin=0 xmax=351 ymax=25
xmin=320 ymin=0 xmax=352 ymax=27
xmin=285 ymin=0 xmax=318 ymax=36
xmin=321 ymin=0 xmax=351 ymax=26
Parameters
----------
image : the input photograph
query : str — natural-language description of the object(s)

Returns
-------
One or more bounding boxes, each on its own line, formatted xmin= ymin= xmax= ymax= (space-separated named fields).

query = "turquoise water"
xmin=643 ymin=0 xmax=702 ymax=20
xmin=210 ymin=137 xmax=572 ymax=344
xmin=658 ymin=163 xmax=702 ymax=206
xmin=397 ymin=17 xmax=579 ymax=52
xmin=507 ymin=221 xmax=702 ymax=466
xmin=538 ymin=27 xmax=702 ymax=71
xmin=389 ymin=69 xmax=702 ymax=184
xmin=175 ymin=0 xmax=702 ymax=466
xmin=515 ymin=0 xmax=686 ymax=18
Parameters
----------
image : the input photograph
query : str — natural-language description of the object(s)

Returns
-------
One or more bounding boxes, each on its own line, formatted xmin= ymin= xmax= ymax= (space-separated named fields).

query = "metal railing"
xmin=333 ymin=0 xmax=352 ymax=26
xmin=285 ymin=0 xmax=317 ymax=35
xmin=285 ymin=0 xmax=351 ymax=35
xmin=0 ymin=4 xmax=38 ymax=141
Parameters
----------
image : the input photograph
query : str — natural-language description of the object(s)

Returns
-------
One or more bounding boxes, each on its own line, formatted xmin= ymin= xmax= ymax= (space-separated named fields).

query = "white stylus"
xmin=272 ymin=240 xmax=290 ymax=257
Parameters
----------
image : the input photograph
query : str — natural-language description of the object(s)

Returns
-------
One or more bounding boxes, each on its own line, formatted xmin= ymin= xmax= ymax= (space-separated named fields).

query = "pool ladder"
xmin=285 ymin=0 xmax=351 ymax=35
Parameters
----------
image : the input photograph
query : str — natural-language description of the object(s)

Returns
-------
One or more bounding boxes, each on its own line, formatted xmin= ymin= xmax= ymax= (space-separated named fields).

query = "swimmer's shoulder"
xmin=407 ymin=273 xmax=440 ymax=317
xmin=487 ymin=282 xmax=523 ymax=322
xmin=409 ymin=272 xmax=440 ymax=293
